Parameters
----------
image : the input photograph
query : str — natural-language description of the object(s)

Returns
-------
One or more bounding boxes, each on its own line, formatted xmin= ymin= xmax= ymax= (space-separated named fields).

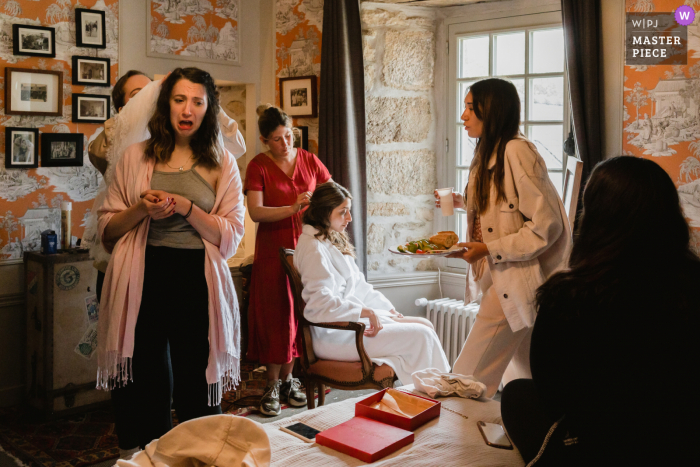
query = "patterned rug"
xmin=0 ymin=362 xmax=328 ymax=467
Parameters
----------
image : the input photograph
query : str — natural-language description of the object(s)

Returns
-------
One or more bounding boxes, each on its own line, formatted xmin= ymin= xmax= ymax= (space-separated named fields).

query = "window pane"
xmin=529 ymin=77 xmax=564 ymax=121
xmin=548 ymin=171 xmax=563 ymax=198
xmin=530 ymin=28 xmax=564 ymax=73
xmin=458 ymin=125 xmax=476 ymax=167
xmin=456 ymin=168 xmax=469 ymax=196
xmin=456 ymin=212 xmax=468 ymax=242
xmin=510 ymin=78 xmax=525 ymax=122
xmin=494 ymin=32 xmax=525 ymax=76
xmin=529 ymin=125 xmax=564 ymax=169
xmin=459 ymin=35 xmax=489 ymax=78
xmin=458 ymin=81 xmax=476 ymax=121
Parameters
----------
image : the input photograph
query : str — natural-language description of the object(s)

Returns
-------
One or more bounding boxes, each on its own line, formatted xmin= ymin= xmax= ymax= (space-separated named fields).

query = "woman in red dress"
xmin=244 ymin=105 xmax=331 ymax=416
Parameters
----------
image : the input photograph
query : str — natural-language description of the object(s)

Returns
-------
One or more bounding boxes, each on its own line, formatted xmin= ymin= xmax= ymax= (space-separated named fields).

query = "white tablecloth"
xmin=265 ymin=385 xmax=525 ymax=467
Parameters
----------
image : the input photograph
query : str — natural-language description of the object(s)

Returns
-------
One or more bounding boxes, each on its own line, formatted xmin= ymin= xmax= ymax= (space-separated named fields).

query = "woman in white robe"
xmin=293 ymin=182 xmax=450 ymax=384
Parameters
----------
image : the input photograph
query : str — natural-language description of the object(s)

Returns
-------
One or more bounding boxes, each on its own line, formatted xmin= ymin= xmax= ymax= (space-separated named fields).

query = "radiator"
xmin=417 ymin=298 xmax=480 ymax=367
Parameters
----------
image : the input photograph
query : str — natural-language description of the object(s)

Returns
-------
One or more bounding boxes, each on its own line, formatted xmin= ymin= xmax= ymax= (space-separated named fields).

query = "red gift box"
xmin=316 ymin=416 xmax=414 ymax=463
xmin=355 ymin=388 xmax=441 ymax=431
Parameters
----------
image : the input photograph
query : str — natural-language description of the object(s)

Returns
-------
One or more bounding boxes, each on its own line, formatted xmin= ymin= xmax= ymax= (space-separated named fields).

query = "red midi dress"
xmin=244 ymin=149 xmax=331 ymax=364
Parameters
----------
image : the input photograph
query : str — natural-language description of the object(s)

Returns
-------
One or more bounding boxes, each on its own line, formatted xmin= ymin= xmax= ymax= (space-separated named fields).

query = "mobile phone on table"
xmin=477 ymin=421 xmax=513 ymax=450
xmin=280 ymin=422 xmax=321 ymax=443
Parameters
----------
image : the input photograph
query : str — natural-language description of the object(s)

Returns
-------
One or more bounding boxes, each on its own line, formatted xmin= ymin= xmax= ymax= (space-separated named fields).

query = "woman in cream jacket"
xmin=437 ymin=78 xmax=571 ymax=397
xmin=295 ymin=182 xmax=450 ymax=384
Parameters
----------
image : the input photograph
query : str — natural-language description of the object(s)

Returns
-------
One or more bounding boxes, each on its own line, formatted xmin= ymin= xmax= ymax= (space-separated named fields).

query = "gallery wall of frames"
xmin=0 ymin=0 xmax=118 ymax=263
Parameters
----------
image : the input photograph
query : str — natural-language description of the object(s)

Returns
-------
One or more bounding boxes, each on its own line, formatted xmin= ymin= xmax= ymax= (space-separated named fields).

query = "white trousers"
xmin=451 ymin=265 xmax=533 ymax=398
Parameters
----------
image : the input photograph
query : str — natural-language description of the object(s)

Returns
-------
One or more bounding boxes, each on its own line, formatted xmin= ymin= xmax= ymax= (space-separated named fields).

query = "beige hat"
xmin=149 ymin=414 xmax=271 ymax=467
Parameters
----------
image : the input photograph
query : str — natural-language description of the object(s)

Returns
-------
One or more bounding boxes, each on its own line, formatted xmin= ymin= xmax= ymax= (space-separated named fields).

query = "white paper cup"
xmin=437 ymin=187 xmax=454 ymax=216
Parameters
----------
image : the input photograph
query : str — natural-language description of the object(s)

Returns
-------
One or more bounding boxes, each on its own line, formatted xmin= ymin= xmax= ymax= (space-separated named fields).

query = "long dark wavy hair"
xmin=303 ymin=181 xmax=356 ymax=257
xmin=537 ymin=156 xmax=698 ymax=312
xmin=144 ymin=67 xmax=221 ymax=169
xmin=468 ymin=78 xmax=521 ymax=215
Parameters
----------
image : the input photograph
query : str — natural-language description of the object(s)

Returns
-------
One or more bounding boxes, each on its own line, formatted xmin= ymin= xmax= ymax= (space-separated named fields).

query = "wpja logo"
xmin=626 ymin=10 xmax=689 ymax=66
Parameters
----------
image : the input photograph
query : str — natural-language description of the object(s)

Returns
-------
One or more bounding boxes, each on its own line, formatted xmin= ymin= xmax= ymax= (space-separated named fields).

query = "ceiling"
xmin=361 ymin=0 xmax=502 ymax=7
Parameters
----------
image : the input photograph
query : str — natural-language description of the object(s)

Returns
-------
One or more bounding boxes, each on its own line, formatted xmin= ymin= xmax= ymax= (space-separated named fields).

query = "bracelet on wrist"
xmin=184 ymin=200 xmax=194 ymax=219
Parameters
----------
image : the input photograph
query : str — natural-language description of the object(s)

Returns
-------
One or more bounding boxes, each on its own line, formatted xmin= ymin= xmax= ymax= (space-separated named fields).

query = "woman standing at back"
xmin=244 ymin=105 xmax=331 ymax=416
xmin=438 ymin=78 xmax=571 ymax=397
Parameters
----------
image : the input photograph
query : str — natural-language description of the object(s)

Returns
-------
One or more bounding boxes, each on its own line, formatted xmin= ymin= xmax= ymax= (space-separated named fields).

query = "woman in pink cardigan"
xmin=97 ymin=68 xmax=245 ymax=454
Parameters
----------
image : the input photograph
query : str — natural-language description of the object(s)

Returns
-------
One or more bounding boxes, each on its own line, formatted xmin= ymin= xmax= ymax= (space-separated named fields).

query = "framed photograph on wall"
xmin=72 ymin=94 xmax=110 ymax=123
xmin=75 ymin=8 xmax=106 ymax=48
xmin=5 ymin=68 xmax=63 ymax=117
xmin=72 ymin=56 xmax=110 ymax=86
xmin=12 ymin=24 xmax=56 ymax=58
xmin=5 ymin=127 xmax=39 ymax=169
xmin=280 ymin=76 xmax=318 ymax=118
xmin=292 ymin=126 xmax=309 ymax=151
xmin=41 ymin=133 xmax=84 ymax=168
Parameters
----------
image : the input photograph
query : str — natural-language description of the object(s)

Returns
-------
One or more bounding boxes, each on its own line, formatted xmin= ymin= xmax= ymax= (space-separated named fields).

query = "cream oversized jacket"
xmin=465 ymin=137 xmax=572 ymax=332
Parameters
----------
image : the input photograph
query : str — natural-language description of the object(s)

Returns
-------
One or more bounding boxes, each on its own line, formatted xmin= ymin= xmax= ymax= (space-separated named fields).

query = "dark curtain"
xmin=318 ymin=0 xmax=367 ymax=273
xmin=561 ymin=0 xmax=603 ymax=226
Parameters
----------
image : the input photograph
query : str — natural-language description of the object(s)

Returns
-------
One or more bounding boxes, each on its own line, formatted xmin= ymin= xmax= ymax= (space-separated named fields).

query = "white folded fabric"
xmin=412 ymin=368 xmax=487 ymax=399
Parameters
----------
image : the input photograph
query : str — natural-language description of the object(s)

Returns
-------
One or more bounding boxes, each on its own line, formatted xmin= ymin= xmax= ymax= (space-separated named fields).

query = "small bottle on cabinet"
xmin=61 ymin=201 xmax=72 ymax=250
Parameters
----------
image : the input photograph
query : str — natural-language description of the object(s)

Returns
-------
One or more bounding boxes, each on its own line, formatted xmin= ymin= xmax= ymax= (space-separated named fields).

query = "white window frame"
xmin=442 ymin=11 xmax=569 ymax=271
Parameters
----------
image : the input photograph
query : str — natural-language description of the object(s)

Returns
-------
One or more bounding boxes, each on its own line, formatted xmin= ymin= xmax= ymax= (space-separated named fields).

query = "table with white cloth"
xmin=265 ymin=384 xmax=524 ymax=467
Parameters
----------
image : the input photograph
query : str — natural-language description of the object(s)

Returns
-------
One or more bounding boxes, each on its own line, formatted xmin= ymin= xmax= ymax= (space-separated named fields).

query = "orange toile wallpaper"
xmin=0 ymin=0 xmax=119 ymax=262
xmin=149 ymin=0 xmax=239 ymax=64
xmin=275 ymin=0 xmax=322 ymax=155
xmin=625 ymin=0 xmax=700 ymax=254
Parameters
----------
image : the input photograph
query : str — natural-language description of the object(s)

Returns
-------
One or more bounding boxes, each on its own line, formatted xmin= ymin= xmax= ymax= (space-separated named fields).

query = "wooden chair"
xmin=279 ymin=248 xmax=397 ymax=410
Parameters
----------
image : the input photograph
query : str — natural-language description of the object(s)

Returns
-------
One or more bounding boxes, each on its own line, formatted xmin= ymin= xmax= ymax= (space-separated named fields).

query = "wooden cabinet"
xmin=24 ymin=250 xmax=110 ymax=419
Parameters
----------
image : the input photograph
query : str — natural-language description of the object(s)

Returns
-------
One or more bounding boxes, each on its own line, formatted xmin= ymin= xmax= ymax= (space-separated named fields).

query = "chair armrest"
xmin=307 ymin=320 xmax=374 ymax=379
xmin=307 ymin=321 xmax=363 ymax=331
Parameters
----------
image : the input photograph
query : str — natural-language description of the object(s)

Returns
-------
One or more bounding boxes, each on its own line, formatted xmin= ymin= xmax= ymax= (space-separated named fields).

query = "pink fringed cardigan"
xmin=96 ymin=141 xmax=245 ymax=404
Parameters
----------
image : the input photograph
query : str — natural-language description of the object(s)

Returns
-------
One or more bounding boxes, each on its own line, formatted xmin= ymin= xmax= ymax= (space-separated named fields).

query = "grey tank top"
xmin=147 ymin=167 xmax=216 ymax=249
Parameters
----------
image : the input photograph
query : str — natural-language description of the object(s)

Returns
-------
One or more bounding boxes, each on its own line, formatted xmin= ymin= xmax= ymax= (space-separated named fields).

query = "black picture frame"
xmin=41 ymin=133 xmax=84 ymax=168
xmin=279 ymin=76 xmax=318 ymax=118
xmin=12 ymin=24 xmax=56 ymax=58
xmin=75 ymin=8 xmax=107 ymax=49
xmin=72 ymin=56 xmax=111 ymax=87
xmin=72 ymin=94 xmax=110 ymax=123
xmin=5 ymin=67 xmax=63 ymax=117
xmin=293 ymin=126 xmax=309 ymax=151
xmin=5 ymin=127 xmax=39 ymax=169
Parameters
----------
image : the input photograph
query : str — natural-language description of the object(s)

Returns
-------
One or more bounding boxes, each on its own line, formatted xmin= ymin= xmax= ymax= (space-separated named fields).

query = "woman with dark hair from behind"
xmin=501 ymin=156 xmax=700 ymax=466
xmin=97 ymin=67 xmax=245 ymax=453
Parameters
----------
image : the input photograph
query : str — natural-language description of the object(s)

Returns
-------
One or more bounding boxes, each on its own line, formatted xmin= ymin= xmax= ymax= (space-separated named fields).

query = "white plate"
xmin=388 ymin=248 xmax=454 ymax=257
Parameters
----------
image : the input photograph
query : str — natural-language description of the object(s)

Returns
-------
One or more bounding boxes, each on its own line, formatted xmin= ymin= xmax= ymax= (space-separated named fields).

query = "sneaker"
xmin=280 ymin=377 xmax=307 ymax=407
xmin=260 ymin=380 xmax=281 ymax=416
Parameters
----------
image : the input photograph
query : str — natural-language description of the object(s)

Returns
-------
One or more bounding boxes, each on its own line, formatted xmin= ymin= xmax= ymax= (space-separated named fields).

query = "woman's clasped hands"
xmin=139 ymin=189 xmax=190 ymax=220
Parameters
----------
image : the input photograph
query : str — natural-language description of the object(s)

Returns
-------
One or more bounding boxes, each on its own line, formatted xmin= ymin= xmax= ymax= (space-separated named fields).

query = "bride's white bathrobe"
xmin=294 ymin=225 xmax=450 ymax=383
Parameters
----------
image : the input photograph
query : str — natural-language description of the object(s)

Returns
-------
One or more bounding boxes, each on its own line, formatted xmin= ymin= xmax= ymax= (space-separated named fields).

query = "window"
xmin=446 ymin=12 xmax=567 ymax=257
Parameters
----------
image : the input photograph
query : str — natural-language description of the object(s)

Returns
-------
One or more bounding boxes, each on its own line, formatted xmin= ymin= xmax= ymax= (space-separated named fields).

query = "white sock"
xmin=285 ymin=373 xmax=293 ymax=381
xmin=119 ymin=447 xmax=140 ymax=460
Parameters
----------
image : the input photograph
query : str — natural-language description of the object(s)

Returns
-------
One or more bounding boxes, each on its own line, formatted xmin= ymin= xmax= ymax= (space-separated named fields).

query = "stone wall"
xmin=362 ymin=4 xmax=438 ymax=273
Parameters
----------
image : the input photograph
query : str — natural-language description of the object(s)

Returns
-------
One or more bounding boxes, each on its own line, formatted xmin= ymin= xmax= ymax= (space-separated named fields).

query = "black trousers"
xmin=111 ymin=246 xmax=222 ymax=450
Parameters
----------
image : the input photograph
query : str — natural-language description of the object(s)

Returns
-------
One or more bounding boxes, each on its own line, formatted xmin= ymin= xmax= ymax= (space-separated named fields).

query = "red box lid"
xmin=355 ymin=388 xmax=441 ymax=431
xmin=316 ymin=416 xmax=414 ymax=463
